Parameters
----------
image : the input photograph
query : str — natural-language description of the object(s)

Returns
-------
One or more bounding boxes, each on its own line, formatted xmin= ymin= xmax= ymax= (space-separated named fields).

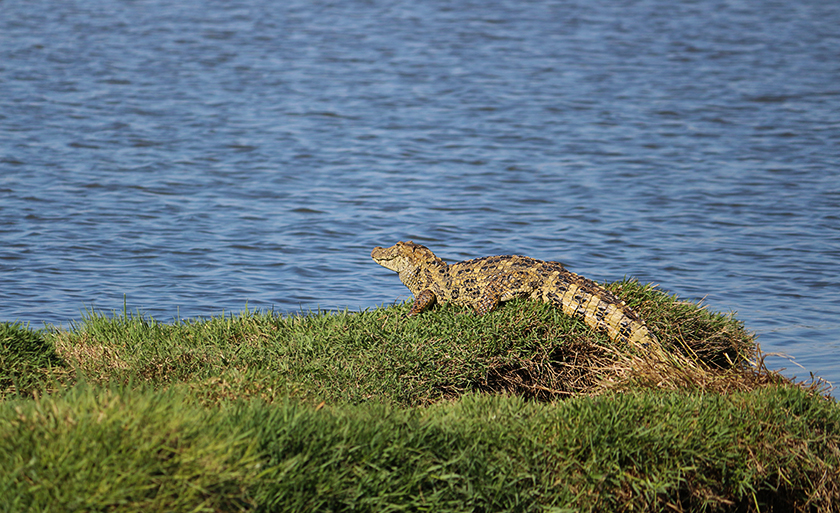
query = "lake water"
xmin=2 ymin=0 xmax=838 ymax=388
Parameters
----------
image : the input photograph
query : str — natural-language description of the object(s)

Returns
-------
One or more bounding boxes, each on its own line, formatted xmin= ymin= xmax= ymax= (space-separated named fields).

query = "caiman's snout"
xmin=372 ymin=244 xmax=406 ymax=272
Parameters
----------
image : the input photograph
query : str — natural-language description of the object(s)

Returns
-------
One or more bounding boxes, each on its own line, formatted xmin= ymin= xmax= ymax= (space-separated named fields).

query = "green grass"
xmin=1 ymin=321 xmax=67 ymax=396
xmin=1 ymin=280 xmax=838 ymax=512
xmin=0 ymin=385 xmax=258 ymax=512
xmin=38 ymin=280 xmax=773 ymax=405
xmin=2 ymin=385 xmax=837 ymax=512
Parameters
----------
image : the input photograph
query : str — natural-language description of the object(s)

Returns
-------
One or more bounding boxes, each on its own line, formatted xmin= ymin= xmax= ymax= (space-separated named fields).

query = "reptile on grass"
xmin=372 ymin=241 xmax=658 ymax=348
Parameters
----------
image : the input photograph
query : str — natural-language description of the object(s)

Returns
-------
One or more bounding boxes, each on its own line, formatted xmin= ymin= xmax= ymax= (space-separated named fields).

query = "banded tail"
xmin=542 ymin=269 xmax=657 ymax=347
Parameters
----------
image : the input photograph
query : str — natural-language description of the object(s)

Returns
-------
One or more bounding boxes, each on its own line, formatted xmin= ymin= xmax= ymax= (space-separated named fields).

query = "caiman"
xmin=371 ymin=241 xmax=658 ymax=347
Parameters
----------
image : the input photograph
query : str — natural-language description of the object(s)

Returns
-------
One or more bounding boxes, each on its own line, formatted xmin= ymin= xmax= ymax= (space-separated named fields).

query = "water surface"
xmin=2 ymin=0 xmax=838 ymax=387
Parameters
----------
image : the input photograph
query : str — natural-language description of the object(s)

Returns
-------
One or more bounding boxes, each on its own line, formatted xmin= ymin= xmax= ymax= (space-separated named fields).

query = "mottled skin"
xmin=372 ymin=241 xmax=658 ymax=347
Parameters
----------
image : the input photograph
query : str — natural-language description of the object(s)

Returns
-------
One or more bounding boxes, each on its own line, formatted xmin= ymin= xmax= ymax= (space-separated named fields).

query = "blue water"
xmin=2 ymin=0 xmax=839 ymax=388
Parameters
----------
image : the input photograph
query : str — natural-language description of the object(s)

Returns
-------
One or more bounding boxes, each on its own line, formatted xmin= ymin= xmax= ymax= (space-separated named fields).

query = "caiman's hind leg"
xmin=408 ymin=289 xmax=437 ymax=316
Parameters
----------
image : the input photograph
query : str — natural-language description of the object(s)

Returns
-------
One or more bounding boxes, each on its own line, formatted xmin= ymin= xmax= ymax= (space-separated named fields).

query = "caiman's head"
xmin=371 ymin=241 xmax=443 ymax=273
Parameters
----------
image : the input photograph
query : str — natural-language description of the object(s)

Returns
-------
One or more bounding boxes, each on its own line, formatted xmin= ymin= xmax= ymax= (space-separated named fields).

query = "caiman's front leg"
xmin=408 ymin=289 xmax=437 ymax=316
xmin=473 ymin=282 xmax=503 ymax=315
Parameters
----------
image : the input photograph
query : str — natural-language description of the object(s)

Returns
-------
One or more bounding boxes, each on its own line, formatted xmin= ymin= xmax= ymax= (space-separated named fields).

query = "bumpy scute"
xmin=372 ymin=241 xmax=658 ymax=348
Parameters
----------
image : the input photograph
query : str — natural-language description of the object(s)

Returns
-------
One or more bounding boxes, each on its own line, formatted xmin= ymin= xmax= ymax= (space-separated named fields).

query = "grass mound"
xmin=0 ymin=385 xmax=258 ymax=512
xmin=0 ymin=321 xmax=66 ymax=397
xmin=45 ymin=280 xmax=784 ymax=405
xmin=1 ymin=384 xmax=837 ymax=512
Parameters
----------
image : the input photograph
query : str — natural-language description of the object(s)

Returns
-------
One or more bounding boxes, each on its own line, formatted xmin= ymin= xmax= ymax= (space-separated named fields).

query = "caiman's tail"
xmin=541 ymin=270 xmax=658 ymax=348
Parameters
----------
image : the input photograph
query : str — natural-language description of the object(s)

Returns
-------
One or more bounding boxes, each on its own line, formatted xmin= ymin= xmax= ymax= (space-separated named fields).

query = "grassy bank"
xmin=1 ymin=280 xmax=838 ymax=511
